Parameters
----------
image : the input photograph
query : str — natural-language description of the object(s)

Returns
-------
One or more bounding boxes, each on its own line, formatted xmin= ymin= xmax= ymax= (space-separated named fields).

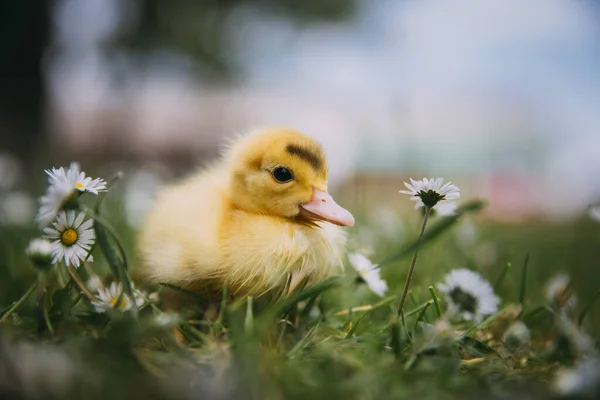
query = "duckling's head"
xmin=225 ymin=127 xmax=354 ymax=227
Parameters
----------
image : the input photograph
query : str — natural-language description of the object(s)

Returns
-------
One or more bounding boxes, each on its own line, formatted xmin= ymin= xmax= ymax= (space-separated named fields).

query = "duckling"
xmin=136 ymin=127 xmax=354 ymax=298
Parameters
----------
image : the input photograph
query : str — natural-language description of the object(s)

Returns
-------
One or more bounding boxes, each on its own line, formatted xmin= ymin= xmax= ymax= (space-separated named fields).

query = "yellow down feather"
xmin=136 ymin=126 xmax=350 ymax=297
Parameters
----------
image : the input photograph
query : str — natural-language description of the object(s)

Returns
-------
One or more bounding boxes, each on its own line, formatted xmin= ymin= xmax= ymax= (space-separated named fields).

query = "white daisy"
xmin=430 ymin=200 xmax=457 ymax=216
xmin=91 ymin=281 xmax=133 ymax=312
xmin=437 ymin=268 xmax=499 ymax=323
xmin=554 ymin=358 xmax=600 ymax=396
xmin=35 ymin=163 xmax=107 ymax=227
xmin=36 ymin=183 xmax=73 ymax=228
xmin=456 ymin=219 xmax=478 ymax=246
xmin=503 ymin=321 xmax=531 ymax=350
xmin=348 ymin=253 xmax=388 ymax=297
xmin=124 ymin=168 xmax=165 ymax=227
xmin=154 ymin=312 xmax=180 ymax=327
xmin=86 ymin=275 xmax=104 ymax=292
xmin=400 ymin=177 xmax=460 ymax=211
xmin=45 ymin=162 xmax=107 ymax=194
xmin=546 ymin=273 xmax=577 ymax=310
xmin=131 ymin=283 xmax=159 ymax=308
xmin=0 ymin=191 xmax=35 ymax=226
xmin=25 ymin=238 xmax=54 ymax=270
xmin=420 ymin=319 xmax=457 ymax=345
xmin=556 ymin=310 xmax=594 ymax=356
xmin=0 ymin=153 xmax=21 ymax=192
xmin=43 ymin=210 xmax=95 ymax=268
xmin=589 ymin=205 xmax=600 ymax=222
xmin=368 ymin=207 xmax=404 ymax=239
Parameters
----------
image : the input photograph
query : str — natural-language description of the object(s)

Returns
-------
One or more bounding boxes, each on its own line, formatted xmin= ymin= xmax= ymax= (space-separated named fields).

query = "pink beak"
xmin=299 ymin=188 xmax=355 ymax=227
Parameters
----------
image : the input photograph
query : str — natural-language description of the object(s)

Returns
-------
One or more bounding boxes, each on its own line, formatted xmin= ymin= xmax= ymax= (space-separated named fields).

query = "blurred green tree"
xmin=111 ymin=0 xmax=356 ymax=79
xmin=0 ymin=0 xmax=355 ymax=162
xmin=0 ymin=1 xmax=50 ymax=164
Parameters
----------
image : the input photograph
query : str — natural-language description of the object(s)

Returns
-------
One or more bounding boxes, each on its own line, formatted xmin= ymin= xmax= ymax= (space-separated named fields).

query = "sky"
xmin=49 ymin=0 xmax=600 ymax=215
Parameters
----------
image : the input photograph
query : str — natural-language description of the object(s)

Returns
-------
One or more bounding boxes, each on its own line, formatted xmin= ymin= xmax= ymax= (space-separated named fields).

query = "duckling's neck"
xmin=289 ymin=214 xmax=322 ymax=228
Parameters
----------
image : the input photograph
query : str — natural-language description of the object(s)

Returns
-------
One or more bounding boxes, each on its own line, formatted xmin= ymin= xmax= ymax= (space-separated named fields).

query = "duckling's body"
xmin=137 ymin=127 xmax=354 ymax=296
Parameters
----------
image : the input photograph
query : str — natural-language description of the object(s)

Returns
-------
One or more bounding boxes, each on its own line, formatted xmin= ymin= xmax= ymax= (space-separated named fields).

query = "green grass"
xmin=1 ymin=187 xmax=599 ymax=399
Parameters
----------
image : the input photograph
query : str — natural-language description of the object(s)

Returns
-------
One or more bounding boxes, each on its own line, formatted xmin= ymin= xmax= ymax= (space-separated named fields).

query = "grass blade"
xmin=428 ymin=286 xmax=443 ymax=317
xmin=578 ymin=289 xmax=600 ymax=326
xmin=390 ymin=322 xmax=402 ymax=357
xmin=335 ymin=295 xmax=397 ymax=316
xmin=91 ymin=176 xmax=134 ymax=308
xmin=413 ymin=300 xmax=432 ymax=329
xmin=266 ymin=276 xmax=342 ymax=319
xmin=90 ymin=209 xmax=135 ymax=307
xmin=400 ymin=311 xmax=412 ymax=342
xmin=0 ymin=282 xmax=38 ymax=323
xmin=344 ymin=313 xmax=367 ymax=339
xmin=158 ymin=282 xmax=208 ymax=305
xmin=217 ymin=283 xmax=228 ymax=325
xmin=378 ymin=200 xmax=486 ymax=268
xmin=245 ymin=296 xmax=254 ymax=334
xmin=42 ymin=290 xmax=55 ymax=334
xmin=494 ymin=262 xmax=512 ymax=291
xmin=289 ymin=321 xmax=321 ymax=357
xmin=519 ymin=253 xmax=530 ymax=305
xmin=405 ymin=301 xmax=432 ymax=318
xmin=464 ymin=304 xmax=519 ymax=337
xmin=294 ymin=296 xmax=318 ymax=342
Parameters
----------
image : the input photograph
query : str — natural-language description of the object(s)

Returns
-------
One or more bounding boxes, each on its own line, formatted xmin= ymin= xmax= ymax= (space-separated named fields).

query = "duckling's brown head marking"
xmin=285 ymin=144 xmax=323 ymax=172
xmin=225 ymin=127 xmax=354 ymax=227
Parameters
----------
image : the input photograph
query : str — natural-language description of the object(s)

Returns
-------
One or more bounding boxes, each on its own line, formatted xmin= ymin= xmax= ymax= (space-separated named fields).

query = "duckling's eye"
xmin=273 ymin=167 xmax=294 ymax=183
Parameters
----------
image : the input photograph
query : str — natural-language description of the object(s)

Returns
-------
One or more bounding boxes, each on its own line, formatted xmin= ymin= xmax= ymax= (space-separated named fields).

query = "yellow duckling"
xmin=136 ymin=127 xmax=354 ymax=297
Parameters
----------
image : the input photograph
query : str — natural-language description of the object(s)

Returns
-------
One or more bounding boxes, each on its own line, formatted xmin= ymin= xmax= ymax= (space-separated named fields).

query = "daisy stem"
xmin=43 ymin=291 xmax=55 ymax=334
xmin=56 ymin=265 xmax=69 ymax=287
xmin=518 ymin=253 xmax=529 ymax=305
xmin=0 ymin=281 xmax=38 ymax=324
xmin=494 ymin=261 xmax=512 ymax=291
xmin=397 ymin=206 xmax=432 ymax=319
xmin=66 ymin=264 xmax=95 ymax=301
xmin=37 ymin=271 xmax=55 ymax=334
xmin=83 ymin=260 xmax=96 ymax=280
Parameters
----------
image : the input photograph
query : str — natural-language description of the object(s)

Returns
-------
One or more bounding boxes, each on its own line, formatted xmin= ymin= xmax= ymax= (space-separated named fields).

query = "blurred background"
xmin=1 ymin=4 xmax=600 ymax=395
xmin=2 ymin=0 xmax=600 ymax=222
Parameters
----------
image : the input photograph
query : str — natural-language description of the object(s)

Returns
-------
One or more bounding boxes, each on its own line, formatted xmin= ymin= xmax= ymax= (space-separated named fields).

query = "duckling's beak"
xmin=299 ymin=188 xmax=355 ymax=227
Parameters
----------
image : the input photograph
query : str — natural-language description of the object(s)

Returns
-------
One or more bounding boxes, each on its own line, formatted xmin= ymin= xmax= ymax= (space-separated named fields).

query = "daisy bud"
xmin=503 ymin=321 xmax=531 ymax=350
xmin=546 ymin=273 xmax=577 ymax=310
xmin=26 ymin=238 xmax=54 ymax=270
xmin=153 ymin=312 xmax=180 ymax=328
xmin=87 ymin=275 xmax=104 ymax=292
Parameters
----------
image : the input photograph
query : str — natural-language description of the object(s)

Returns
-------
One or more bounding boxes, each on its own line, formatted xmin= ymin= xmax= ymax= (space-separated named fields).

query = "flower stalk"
xmin=0 ymin=281 xmax=38 ymax=324
xmin=66 ymin=263 xmax=95 ymax=301
xmin=397 ymin=206 xmax=432 ymax=318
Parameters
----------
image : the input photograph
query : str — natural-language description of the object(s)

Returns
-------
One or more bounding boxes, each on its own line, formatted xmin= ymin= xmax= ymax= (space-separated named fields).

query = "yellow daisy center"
xmin=75 ymin=182 xmax=85 ymax=189
xmin=111 ymin=297 xmax=126 ymax=309
xmin=61 ymin=228 xmax=78 ymax=246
